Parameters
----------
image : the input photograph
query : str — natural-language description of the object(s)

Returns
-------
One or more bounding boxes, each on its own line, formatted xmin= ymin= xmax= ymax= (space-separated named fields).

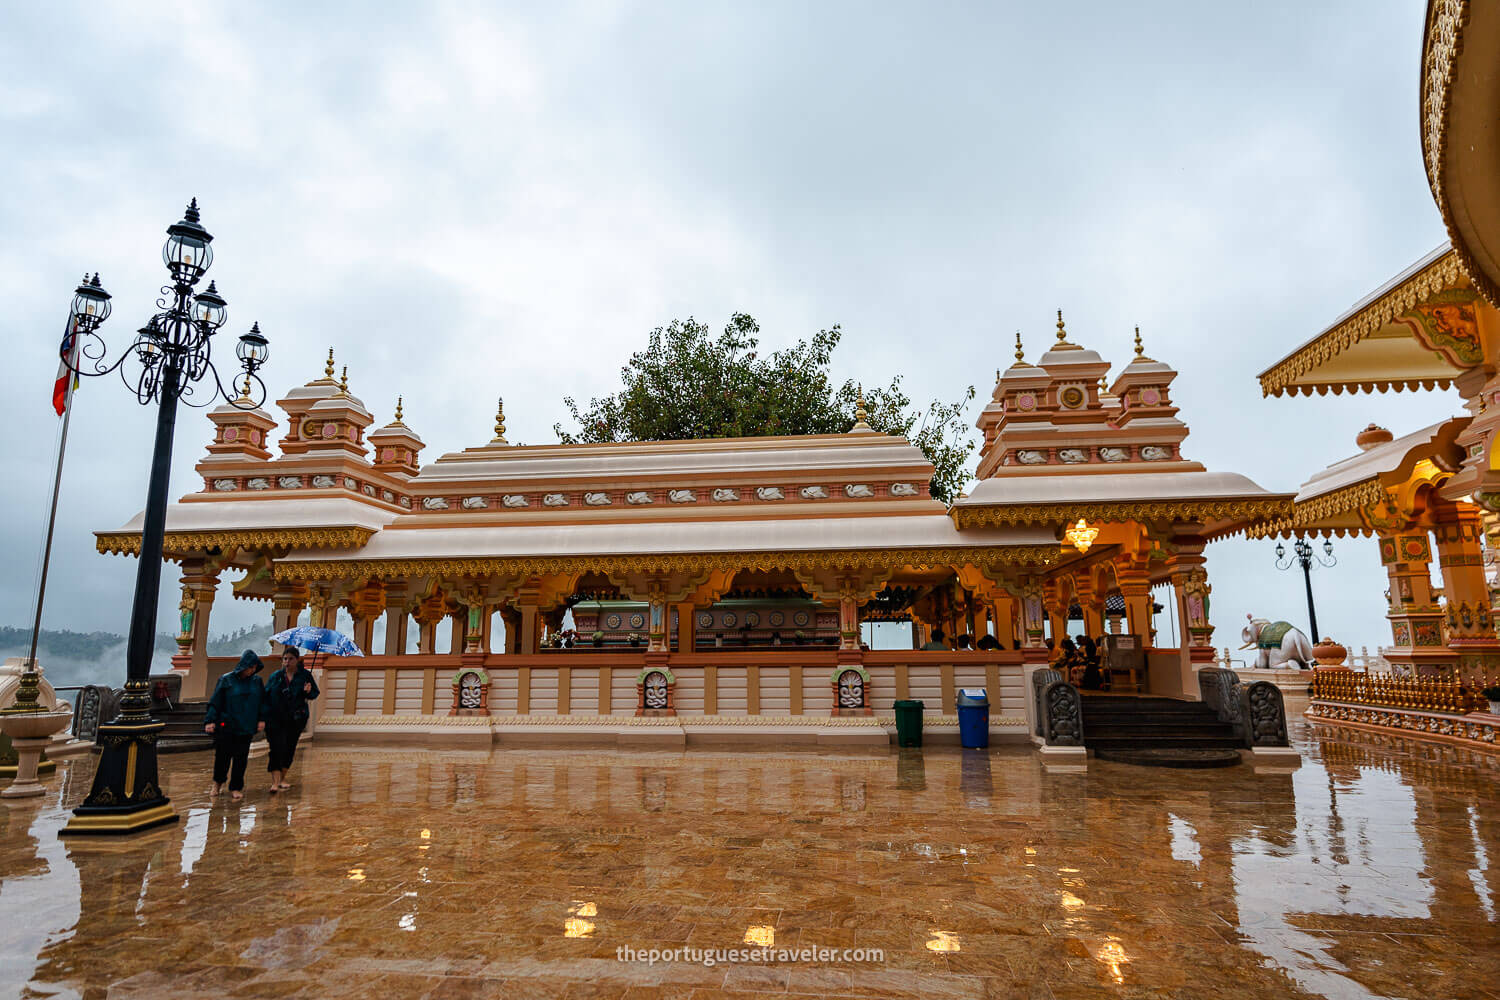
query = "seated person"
xmin=975 ymin=633 xmax=1001 ymax=650
xmin=954 ymin=633 xmax=974 ymax=650
xmin=921 ymin=628 xmax=950 ymax=651
xmin=1080 ymin=658 xmax=1105 ymax=690
xmin=1057 ymin=637 xmax=1082 ymax=684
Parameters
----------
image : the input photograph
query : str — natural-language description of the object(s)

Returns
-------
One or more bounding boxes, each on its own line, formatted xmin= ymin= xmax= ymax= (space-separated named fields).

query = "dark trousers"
xmin=266 ymin=723 xmax=304 ymax=772
xmin=212 ymin=729 xmax=253 ymax=791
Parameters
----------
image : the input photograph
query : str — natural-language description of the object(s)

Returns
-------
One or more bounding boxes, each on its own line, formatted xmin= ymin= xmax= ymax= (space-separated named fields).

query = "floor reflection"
xmin=0 ymin=719 xmax=1495 ymax=999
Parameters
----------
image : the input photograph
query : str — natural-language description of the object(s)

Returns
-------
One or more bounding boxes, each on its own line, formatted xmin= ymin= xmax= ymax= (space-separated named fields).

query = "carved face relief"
xmin=644 ymin=671 xmax=669 ymax=709
xmin=838 ymin=670 xmax=865 ymax=708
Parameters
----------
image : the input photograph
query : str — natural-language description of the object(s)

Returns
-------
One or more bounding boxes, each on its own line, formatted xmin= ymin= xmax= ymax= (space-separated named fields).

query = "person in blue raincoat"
xmin=203 ymin=650 xmax=267 ymax=801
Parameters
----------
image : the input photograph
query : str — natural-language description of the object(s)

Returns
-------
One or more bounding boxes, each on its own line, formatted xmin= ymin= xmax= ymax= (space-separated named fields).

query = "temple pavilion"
xmin=1238 ymin=2 xmax=1500 ymax=752
xmin=98 ymin=316 xmax=1289 ymax=746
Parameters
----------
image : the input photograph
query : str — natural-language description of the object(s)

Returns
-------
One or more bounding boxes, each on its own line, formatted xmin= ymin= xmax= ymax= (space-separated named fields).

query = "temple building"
xmin=1241 ymin=2 xmax=1500 ymax=752
xmin=98 ymin=320 xmax=1290 ymax=747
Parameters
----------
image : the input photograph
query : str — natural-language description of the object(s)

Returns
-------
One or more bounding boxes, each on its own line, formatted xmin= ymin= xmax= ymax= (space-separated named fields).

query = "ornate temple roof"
xmin=1256 ymin=245 xmax=1478 ymax=398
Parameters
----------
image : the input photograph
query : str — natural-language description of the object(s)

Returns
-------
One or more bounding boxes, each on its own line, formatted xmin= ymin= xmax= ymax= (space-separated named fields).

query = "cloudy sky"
xmin=0 ymin=1 xmax=1461 ymax=659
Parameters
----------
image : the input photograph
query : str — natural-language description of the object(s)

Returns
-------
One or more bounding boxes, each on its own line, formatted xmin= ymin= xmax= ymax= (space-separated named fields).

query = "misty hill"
xmin=0 ymin=623 xmax=278 ymax=690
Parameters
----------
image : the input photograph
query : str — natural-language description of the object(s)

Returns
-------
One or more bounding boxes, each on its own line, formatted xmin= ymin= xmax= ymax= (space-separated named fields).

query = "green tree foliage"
xmin=555 ymin=315 xmax=976 ymax=502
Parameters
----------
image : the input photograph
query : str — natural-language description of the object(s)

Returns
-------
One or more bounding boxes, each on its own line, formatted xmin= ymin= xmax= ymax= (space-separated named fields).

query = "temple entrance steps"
xmin=1078 ymin=693 xmax=1242 ymax=754
xmin=156 ymin=700 xmax=213 ymax=754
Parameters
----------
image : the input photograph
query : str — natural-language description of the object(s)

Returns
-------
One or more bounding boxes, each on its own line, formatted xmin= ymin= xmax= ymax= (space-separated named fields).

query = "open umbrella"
xmin=270 ymin=626 xmax=364 ymax=671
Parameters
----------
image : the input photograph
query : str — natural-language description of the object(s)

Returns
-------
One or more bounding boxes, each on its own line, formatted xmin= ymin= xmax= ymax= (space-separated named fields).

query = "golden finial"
xmin=1098 ymin=376 xmax=1107 ymax=391
xmin=1134 ymin=325 xmax=1143 ymax=356
xmin=238 ymin=372 xmax=253 ymax=402
xmin=324 ymin=348 xmax=335 ymax=379
xmin=394 ymin=396 xmax=404 ymax=423
xmin=491 ymin=397 xmax=508 ymax=443
xmin=1015 ymin=330 xmax=1025 ymax=362
xmin=1055 ymin=309 xmax=1067 ymax=342
xmin=338 ymin=366 xmax=349 ymax=396
xmin=852 ymin=385 xmax=871 ymax=431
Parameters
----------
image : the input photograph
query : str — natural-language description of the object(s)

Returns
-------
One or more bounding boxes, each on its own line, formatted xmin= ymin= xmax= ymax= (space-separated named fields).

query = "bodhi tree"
xmin=554 ymin=314 xmax=976 ymax=503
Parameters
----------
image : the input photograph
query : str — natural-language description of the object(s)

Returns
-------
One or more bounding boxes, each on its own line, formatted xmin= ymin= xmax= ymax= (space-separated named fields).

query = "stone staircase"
xmin=1079 ymin=694 xmax=1242 ymax=767
xmin=157 ymin=699 xmax=214 ymax=753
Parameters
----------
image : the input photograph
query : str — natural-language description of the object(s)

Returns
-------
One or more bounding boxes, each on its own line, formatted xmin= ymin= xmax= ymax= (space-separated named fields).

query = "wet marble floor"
xmin=2 ymin=716 xmax=1499 ymax=1000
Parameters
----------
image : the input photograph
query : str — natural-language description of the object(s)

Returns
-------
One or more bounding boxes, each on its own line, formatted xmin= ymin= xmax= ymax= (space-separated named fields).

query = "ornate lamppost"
xmin=1275 ymin=537 xmax=1335 ymax=643
xmin=59 ymin=199 xmax=269 ymax=836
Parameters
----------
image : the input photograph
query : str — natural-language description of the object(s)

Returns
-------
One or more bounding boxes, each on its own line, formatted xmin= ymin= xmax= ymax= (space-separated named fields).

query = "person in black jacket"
xmin=264 ymin=647 xmax=320 ymax=793
xmin=204 ymin=650 xmax=267 ymax=801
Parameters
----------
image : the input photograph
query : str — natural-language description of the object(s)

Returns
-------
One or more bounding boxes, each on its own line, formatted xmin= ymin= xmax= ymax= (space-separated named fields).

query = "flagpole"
xmin=24 ymin=321 xmax=79 ymax=694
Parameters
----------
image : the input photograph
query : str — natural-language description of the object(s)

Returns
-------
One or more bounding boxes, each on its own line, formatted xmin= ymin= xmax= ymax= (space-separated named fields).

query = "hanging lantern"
xmin=1064 ymin=518 xmax=1099 ymax=553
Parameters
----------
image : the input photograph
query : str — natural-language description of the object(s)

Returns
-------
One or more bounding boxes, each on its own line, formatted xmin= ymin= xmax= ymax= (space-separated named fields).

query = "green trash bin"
xmin=894 ymin=699 xmax=925 ymax=747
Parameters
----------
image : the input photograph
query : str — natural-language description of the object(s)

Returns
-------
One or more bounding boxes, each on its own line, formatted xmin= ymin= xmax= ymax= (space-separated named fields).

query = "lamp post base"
xmin=60 ymin=718 xmax=178 ymax=836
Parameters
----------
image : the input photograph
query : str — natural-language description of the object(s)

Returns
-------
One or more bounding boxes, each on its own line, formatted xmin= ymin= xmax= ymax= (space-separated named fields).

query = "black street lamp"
xmin=59 ymin=199 xmax=269 ymax=836
xmin=1275 ymin=537 xmax=1336 ymax=643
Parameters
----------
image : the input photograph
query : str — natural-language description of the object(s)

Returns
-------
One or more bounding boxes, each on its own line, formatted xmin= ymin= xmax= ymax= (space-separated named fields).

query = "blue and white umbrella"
xmin=271 ymin=626 xmax=364 ymax=668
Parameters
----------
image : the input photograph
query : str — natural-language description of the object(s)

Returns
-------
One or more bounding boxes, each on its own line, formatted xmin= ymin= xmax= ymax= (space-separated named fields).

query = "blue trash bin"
xmin=956 ymin=688 xmax=990 ymax=749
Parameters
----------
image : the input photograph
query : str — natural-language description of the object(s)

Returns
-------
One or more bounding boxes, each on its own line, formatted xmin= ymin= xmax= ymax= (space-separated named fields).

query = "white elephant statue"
xmin=1240 ymin=615 xmax=1315 ymax=669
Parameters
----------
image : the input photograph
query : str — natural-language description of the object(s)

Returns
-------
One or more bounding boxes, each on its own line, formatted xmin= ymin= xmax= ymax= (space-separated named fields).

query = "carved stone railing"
xmin=1200 ymin=667 xmax=1288 ymax=748
xmin=1311 ymin=668 xmax=1486 ymax=714
xmin=1030 ymin=668 xmax=1081 ymax=746
xmin=1031 ymin=668 xmax=1063 ymax=738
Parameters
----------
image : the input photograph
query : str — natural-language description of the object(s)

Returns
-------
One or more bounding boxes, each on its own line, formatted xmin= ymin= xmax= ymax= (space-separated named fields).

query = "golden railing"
xmin=1311 ymin=668 xmax=1487 ymax=715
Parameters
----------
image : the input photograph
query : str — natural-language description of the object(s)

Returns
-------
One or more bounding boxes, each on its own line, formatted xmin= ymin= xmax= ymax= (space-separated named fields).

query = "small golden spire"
xmin=338 ymin=366 xmax=349 ymax=396
xmin=1134 ymin=325 xmax=1143 ymax=356
xmin=1098 ymin=375 xmax=1108 ymax=391
xmin=324 ymin=348 xmax=335 ymax=379
xmin=852 ymin=385 xmax=871 ymax=431
xmin=1015 ymin=330 xmax=1025 ymax=362
xmin=1055 ymin=309 xmax=1067 ymax=342
xmin=238 ymin=372 xmax=253 ymax=402
xmin=394 ymin=396 xmax=404 ymax=423
xmin=491 ymin=397 xmax=508 ymax=443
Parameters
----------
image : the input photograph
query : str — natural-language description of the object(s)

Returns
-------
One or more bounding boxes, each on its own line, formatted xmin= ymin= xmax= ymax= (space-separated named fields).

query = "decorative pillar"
xmin=347 ymin=581 xmax=385 ymax=658
xmin=991 ymin=594 xmax=1017 ymax=648
xmin=499 ymin=607 xmax=521 ymax=655
xmin=1166 ymin=553 xmax=1216 ymax=698
xmin=675 ymin=601 xmax=695 ymax=653
xmin=1075 ymin=577 xmax=1104 ymax=639
xmin=517 ymin=589 xmax=541 ymax=655
xmin=413 ymin=590 xmax=447 ymax=655
xmin=1116 ymin=565 xmax=1154 ymax=643
xmin=382 ymin=585 xmax=409 ymax=655
xmin=1043 ymin=581 xmax=1068 ymax=653
xmin=1432 ymin=504 xmax=1500 ymax=686
xmin=1379 ymin=530 xmax=1452 ymax=677
xmin=448 ymin=612 xmax=466 ymax=656
xmin=174 ymin=560 xmax=220 ymax=700
xmin=271 ymin=586 xmax=307 ymax=652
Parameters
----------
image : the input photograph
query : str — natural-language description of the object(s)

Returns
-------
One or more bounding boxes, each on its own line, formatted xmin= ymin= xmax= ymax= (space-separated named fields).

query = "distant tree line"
xmin=0 ymin=622 xmax=277 ymax=661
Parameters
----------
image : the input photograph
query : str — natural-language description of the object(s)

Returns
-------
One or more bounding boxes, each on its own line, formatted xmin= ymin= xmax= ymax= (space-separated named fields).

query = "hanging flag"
xmin=53 ymin=317 xmax=80 ymax=417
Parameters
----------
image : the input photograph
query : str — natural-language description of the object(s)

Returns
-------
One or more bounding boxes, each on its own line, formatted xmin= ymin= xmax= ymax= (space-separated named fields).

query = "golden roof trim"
xmin=1258 ymin=249 xmax=1468 ymax=397
xmin=1421 ymin=0 xmax=1500 ymax=305
xmin=97 ymin=527 xmax=376 ymax=557
xmin=949 ymin=497 xmax=1292 ymax=530
xmin=271 ymin=546 xmax=1060 ymax=583
xmin=1246 ymin=478 xmax=1387 ymax=539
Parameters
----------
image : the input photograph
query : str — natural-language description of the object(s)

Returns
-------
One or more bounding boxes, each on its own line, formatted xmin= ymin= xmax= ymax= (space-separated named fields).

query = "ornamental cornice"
xmin=271 ymin=545 xmax=1058 ymax=583
xmin=949 ymin=498 xmax=1291 ymax=532
xmin=97 ymin=527 xmax=376 ymax=558
xmin=1258 ymin=249 xmax=1470 ymax=397
xmin=1246 ymin=478 xmax=1387 ymax=540
xmin=1420 ymin=0 xmax=1499 ymax=305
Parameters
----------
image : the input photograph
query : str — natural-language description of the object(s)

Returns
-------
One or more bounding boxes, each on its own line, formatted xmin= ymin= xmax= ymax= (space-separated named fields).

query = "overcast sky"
xmin=0 ymin=1 xmax=1462 ymax=661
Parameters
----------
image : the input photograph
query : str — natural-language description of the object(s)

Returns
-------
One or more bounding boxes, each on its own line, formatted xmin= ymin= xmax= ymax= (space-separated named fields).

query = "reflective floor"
xmin=3 ymin=715 xmax=1499 ymax=999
